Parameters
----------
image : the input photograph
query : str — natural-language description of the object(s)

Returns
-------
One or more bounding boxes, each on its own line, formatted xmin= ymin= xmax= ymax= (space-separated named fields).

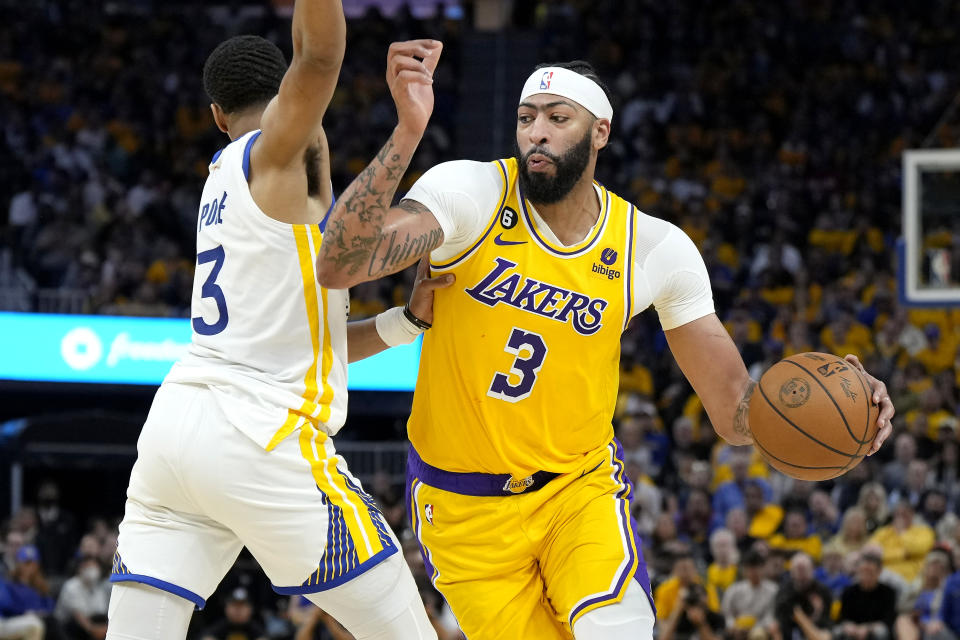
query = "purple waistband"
xmin=406 ymin=447 xmax=559 ymax=497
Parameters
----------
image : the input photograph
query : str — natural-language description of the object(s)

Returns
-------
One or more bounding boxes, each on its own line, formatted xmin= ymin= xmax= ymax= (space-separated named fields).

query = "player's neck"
xmin=531 ymin=174 xmax=600 ymax=246
xmin=227 ymin=110 xmax=265 ymax=141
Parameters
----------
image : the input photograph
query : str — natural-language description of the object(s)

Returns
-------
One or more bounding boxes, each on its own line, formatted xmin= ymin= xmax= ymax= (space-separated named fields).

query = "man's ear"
xmin=593 ymin=118 xmax=611 ymax=150
xmin=210 ymin=103 xmax=229 ymax=134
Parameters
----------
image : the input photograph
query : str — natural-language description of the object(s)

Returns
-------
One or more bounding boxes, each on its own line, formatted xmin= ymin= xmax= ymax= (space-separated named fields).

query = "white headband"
xmin=519 ymin=67 xmax=613 ymax=123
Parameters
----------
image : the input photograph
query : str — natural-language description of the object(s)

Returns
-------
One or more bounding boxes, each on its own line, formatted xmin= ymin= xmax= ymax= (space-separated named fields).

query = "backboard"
xmin=901 ymin=149 xmax=960 ymax=306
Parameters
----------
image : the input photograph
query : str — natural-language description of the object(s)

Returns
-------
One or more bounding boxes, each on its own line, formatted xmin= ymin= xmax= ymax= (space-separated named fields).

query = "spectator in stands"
xmin=810 ymin=489 xmax=841 ymax=539
xmin=883 ymin=433 xmax=917 ymax=491
xmin=770 ymin=509 xmax=823 ymax=562
xmin=33 ymin=481 xmax=76 ymax=576
xmin=721 ymin=549 xmax=777 ymax=639
xmin=0 ymin=545 xmax=54 ymax=640
xmin=201 ymin=587 xmax=267 ymax=640
xmin=920 ymin=489 xmax=950 ymax=530
xmin=940 ymin=565 xmax=960 ymax=638
xmin=0 ymin=530 xmax=25 ymax=579
xmin=931 ymin=438 xmax=960 ymax=510
xmin=858 ymin=483 xmax=892 ymax=534
xmin=291 ymin=605 xmax=352 ymax=640
xmin=678 ymin=489 xmax=714 ymax=561
xmin=54 ymin=555 xmax=108 ymax=640
xmin=889 ymin=460 xmax=933 ymax=510
xmin=744 ymin=480 xmax=783 ymax=540
xmin=773 ymin=553 xmax=833 ymax=640
xmin=833 ymin=552 xmax=898 ymax=640
xmin=712 ymin=450 xmax=771 ymax=531
xmin=617 ymin=394 xmax=669 ymax=479
xmin=832 ymin=462 xmax=873 ymax=514
xmin=724 ymin=508 xmax=756 ymax=555
xmin=870 ymin=501 xmax=936 ymax=582
xmin=829 ymin=507 xmax=871 ymax=557
xmin=895 ymin=547 xmax=954 ymax=640
xmin=815 ymin=543 xmax=854 ymax=599
xmin=706 ymin=528 xmax=739 ymax=597
xmin=658 ymin=582 xmax=726 ymax=640
xmin=655 ymin=551 xmax=721 ymax=622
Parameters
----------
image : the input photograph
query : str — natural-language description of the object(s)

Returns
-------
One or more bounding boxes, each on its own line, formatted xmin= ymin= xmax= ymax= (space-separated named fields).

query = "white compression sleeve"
xmin=106 ymin=583 xmax=195 ymax=640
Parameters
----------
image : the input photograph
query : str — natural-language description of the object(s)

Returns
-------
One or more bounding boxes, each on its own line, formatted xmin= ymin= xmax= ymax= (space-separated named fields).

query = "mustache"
xmin=521 ymin=146 xmax=561 ymax=164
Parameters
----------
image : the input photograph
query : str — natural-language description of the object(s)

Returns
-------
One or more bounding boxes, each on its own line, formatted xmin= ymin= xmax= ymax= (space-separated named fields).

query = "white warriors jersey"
xmin=165 ymin=129 xmax=349 ymax=450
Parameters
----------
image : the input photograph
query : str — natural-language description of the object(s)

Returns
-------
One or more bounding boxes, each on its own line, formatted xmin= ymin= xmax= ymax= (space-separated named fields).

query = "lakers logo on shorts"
xmin=503 ymin=475 xmax=534 ymax=494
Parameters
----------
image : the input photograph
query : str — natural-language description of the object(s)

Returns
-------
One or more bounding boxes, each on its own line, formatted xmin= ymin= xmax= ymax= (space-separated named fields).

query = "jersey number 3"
xmin=487 ymin=328 xmax=548 ymax=402
xmin=192 ymin=245 xmax=229 ymax=336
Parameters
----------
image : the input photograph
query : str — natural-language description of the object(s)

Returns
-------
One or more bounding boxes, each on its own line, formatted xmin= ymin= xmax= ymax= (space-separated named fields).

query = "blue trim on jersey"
xmin=242 ymin=131 xmax=262 ymax=182
xmin=110 ymin=573 xmax=206 ymax=609
xmin=211 ymin=148 xmax=223 ymax=164
xmin=319 ymin=195 xmax=336 ymax=233
xmin=272 ymin=546 xmax=397 ymax=595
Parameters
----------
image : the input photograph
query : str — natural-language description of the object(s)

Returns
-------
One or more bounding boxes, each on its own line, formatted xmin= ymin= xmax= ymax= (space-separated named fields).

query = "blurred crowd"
xmin=5 ymin=0 xmax=960 ymax=638
xmin=0 ymin=0 xmax=461 ymax=316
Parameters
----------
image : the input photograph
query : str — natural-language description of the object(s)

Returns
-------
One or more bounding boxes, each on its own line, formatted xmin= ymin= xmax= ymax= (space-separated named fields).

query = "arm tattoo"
xmin=319 ymin=134 xmax=433 ymax=277
xmin=733 ymin=379 xmax=756 ymax=440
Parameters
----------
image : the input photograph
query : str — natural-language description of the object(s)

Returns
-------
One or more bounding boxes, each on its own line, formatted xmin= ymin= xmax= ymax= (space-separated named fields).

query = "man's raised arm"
xmin=316 ymin=40 xmax=444 ymax=289
xmin=253 ymin=0 xmax=345 ymax=172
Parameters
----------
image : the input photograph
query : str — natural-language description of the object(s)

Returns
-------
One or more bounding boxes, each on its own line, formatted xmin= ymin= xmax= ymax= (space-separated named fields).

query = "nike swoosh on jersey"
xmin=493 ymin=233 xmax=526 ymax=246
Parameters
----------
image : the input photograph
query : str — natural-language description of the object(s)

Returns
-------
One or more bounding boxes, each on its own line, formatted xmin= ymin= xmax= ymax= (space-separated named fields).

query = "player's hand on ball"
xmin=386 ymin=39 xmax=442 ymax=136
xmin=844 ymin=354 xmax=894 ymax=455
xmin=408 ymin=256 xmax=454 ymax=326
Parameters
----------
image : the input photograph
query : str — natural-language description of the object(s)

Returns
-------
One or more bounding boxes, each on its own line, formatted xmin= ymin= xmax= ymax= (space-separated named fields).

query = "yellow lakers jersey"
xmin=409 ymin=158 xmax=639 ymax=478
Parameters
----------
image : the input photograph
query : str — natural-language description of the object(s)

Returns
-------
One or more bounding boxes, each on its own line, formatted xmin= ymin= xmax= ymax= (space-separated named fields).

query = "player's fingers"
xmin=871 ymin=379 xmax=889 ymax=406
xmin=878 ymin=396 xmax=895 ymax=424
xmin=843 ymin=353 xmax=863 ymax=370
xmin=389 ymin=57 xmax=433 ymax=82
xmin=388 ymin=40 xmax=440 ymax=61
xmin=422 ymin=42 xmax=443 ymax=74
xmin=421 ymin=273 xmax=455 ymax=289
xmin=869 ymin=420 xmax=893 ymax=455
xmin=396 ymin=69 xmax=434 ymax=86
xmin=415 ymin=255 xmax=429 ymax=281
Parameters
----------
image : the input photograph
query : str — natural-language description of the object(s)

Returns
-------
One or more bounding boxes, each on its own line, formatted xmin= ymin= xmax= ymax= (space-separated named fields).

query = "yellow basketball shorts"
xmin=405 ymin=439 xmax=655 ymax=639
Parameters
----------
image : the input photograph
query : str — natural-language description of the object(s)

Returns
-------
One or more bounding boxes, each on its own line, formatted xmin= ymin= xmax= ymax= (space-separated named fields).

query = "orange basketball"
xmin=748 ymin=352 xmax=879 ymax=481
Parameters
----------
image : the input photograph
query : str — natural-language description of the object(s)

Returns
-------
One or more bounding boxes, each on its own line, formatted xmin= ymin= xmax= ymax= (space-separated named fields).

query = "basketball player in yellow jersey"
xmin=317 ymin=54 xmax=896 ymax=638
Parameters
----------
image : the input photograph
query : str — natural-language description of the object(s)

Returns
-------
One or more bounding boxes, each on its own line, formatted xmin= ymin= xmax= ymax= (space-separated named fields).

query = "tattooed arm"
xmin=665 ymin=314 xmax=755 ymax=446
xmin=317 ymin=39 xmax=445 ymax=289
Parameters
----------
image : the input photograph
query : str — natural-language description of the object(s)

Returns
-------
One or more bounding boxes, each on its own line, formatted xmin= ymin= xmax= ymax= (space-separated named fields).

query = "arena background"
xmin=2 ymin=1 xmax=960 ymax=638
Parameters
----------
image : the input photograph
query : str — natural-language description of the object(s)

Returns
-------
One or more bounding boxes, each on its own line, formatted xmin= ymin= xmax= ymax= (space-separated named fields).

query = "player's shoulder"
xmin=209 ymin=129 xmax=261 ymax=173
xmin=418 ymin=159 xmax=506 ymax=185
xmin=604 ymin=190 xmax=677 ymax=245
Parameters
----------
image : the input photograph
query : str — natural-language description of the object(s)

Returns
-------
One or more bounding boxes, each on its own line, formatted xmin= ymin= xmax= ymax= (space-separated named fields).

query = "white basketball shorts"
xmin=111 ymin=382 xmax=397 ymax=608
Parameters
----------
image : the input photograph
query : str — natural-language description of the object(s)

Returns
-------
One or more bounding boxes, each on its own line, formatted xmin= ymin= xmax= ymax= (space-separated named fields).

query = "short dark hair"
xmin=533 ymin=60 xmax=612 ymax=106
xmin=859 ymin=552 xmax=883 ymax=569
xmin=743 ymin=549 xmax=766 ymax=567
xmin=672 ymin=550 xmax=695 ymax=566
xmin=203 ymin=35 xmax=287 ymax=114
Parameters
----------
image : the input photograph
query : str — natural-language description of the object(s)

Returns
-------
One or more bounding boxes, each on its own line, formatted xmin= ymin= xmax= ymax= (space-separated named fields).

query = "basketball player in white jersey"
xmin=312 ymin=50 xmax=897 ymax=638
xmin=106 ymin=4 xmax=444 ymax=639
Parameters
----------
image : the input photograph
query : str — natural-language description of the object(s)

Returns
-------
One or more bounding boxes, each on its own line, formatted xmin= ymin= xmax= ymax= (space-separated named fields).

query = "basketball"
xmin=749 ymin=352 xmax=880 ymax=481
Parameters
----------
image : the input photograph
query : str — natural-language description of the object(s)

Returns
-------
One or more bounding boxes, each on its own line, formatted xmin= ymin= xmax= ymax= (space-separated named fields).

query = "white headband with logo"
xmin=519 ymin=67 xmax=613 ymax=123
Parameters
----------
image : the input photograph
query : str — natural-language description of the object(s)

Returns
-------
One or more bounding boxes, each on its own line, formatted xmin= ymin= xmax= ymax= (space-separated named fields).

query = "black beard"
xmin=516 ymin=129 xmax=593 ymax=205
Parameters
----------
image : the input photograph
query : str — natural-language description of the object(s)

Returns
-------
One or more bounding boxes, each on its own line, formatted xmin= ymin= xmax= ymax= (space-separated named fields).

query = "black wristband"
xmin=403 ymin=305 xmax=432 ymax=330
